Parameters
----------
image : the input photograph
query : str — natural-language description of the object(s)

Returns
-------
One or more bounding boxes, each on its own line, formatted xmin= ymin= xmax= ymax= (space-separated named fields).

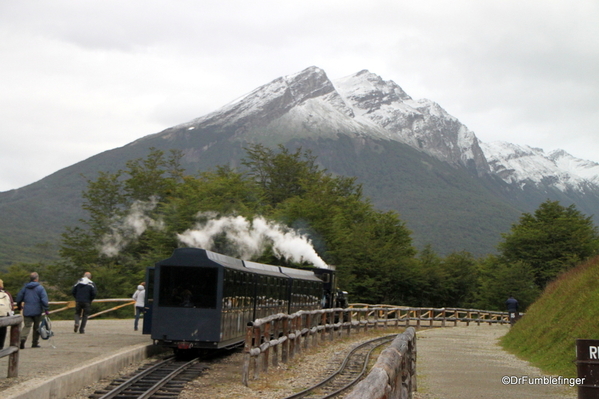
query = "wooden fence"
xmin=0 ymin=315 xmax=23 ymax=378
xmin=349 ymin=304 xmax=510 ymax=327
xmin=241 ymin=305 xmax=509 ymax=385
xmin=48 ymin=298 xmax=135 ymax=318
xmin=346 ymin=327 xmax=416 ymax=399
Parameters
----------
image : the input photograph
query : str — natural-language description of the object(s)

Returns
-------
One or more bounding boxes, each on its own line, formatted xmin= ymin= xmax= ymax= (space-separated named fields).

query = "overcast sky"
xmin=1 ymin=1 xmax=597 ymax=192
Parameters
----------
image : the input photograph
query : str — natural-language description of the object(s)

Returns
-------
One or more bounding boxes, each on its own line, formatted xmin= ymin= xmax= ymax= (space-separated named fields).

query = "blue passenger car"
xmin=149 ymin=248 xmax=332 ymax=350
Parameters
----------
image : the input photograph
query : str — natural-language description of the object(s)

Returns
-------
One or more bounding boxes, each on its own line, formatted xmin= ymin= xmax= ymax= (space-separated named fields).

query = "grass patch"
xmin=501 ymin=256 xmax=599 ymax=377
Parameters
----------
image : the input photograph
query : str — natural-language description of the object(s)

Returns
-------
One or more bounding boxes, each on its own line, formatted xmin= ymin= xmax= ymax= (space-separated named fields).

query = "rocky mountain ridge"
xmin=152 ymin=66 xmax=597 ymax=190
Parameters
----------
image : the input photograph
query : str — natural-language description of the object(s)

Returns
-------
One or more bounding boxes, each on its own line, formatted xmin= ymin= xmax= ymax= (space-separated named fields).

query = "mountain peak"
xmin=333 ymin=70 xmax=412 ymax=115
xmin=156 ymin=66 xmax=597 ymax=189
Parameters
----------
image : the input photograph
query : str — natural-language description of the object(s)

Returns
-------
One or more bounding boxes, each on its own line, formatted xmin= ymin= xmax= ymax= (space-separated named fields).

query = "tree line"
xmin=3 ymin=145 xmax=599 ymax=312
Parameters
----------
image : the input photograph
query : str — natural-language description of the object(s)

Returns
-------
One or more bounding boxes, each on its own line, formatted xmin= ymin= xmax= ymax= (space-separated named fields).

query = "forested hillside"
xmin=2 ymin=147 xmax=597 ymax=316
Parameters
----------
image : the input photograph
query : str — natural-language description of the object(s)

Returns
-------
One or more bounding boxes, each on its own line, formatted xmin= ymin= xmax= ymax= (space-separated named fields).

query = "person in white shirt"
xmin=132 ymin=282 xmax=146 ymax=331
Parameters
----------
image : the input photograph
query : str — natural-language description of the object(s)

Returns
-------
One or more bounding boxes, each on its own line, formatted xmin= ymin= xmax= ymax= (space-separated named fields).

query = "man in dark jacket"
xmin=506 ymin=295 xmax=519 ymax=326
xmin=15 ymin=272 xmax=49 ymax=349
xmin=72 ymin=272 xmax=97 ymax=334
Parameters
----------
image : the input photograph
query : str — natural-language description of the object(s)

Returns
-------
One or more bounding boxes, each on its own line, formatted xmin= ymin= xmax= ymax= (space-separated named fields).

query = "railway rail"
xmin=281 ymin=334 xmax=397 ymax=399
xmin=88 ymin=356 xmax=208 ymax=399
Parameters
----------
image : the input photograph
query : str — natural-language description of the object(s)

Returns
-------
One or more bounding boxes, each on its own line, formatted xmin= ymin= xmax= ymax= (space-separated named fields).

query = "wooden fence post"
xmin=346 ymin=309 xmax=352 ymax=336
xmin=282 ymin=317 xmax=289 ymax=364
xmin=262 ymin=322 xmax=270 ymax=373
xmin=296 ymin=314 xmax=303 ymax=355
xmin=321 ymin=312 xmax=327 ymax=342
xmin=253 ymin=325 xmax=261 ymax=380
xmin=304 ymin=313 xmax=311 ymax=350
xmin=8 ymin=319 xmax=21 ymax=378
xmin=289 ymin=315 xmax=296 ymax=361
xmin=242 ymin=324 xmax=252 ymax=386
xmin=272 ymin=319 xmax=279 ymax=368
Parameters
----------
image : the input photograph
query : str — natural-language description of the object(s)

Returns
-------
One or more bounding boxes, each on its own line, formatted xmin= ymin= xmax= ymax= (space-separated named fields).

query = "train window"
xmin=158 ymin=265 xmax=218 ymax=308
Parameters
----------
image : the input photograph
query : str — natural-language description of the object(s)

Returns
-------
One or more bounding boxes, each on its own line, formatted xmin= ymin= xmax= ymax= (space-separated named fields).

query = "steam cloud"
xmin=99 ymin=202 xmax=327 ymax=269
xmin=177 ymin=212 xmax=328 ymax=269
xmin=99 ymin=197 xmax=164 ymax=257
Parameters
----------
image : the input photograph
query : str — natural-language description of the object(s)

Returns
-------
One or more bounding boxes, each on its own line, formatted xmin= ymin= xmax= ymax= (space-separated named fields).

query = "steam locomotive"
xmin=144 ymin=248 xmax=343 ymax=351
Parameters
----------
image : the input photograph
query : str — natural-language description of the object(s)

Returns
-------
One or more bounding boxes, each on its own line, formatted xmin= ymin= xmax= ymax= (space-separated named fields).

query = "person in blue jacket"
xmin=15 ymin=272 xmax=49 ymax=349
xmin=72 ymin=272 xmax=97 ymax=334
xmin=506 ymin=295 xmax=519 ymax=325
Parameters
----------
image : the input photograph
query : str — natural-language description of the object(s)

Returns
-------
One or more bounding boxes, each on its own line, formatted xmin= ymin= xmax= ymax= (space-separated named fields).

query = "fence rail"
xmin=241 ymin=305 xmax=508 ymax=386
xmin=348 ymin=304 xmax=510 ymax=327
xmin=48 ymin=298 xmax=135 ymax=318
xmin=346 ymin=327 xmax=417 ymax=399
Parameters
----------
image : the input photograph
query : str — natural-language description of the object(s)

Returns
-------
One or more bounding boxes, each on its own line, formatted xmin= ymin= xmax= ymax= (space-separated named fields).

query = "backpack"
xmin=39 ymin=315 xmax=54 ymax=340
xmin=0 ymin=292 xmax=11 ymax=317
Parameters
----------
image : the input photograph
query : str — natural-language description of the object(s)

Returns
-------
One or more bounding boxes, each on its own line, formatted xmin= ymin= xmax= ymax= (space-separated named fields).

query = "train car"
xmin=148 ymin=248 xmax=335 ymax=351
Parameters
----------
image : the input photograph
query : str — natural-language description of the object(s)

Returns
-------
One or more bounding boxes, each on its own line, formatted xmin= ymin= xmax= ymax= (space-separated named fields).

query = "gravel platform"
xmin=0 ymin=319 xmax=157 ymax=399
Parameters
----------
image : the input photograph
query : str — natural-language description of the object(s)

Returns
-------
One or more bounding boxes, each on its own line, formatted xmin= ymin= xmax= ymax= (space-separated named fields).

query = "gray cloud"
xmin=0 ymin=0 xmax=597 ymax=191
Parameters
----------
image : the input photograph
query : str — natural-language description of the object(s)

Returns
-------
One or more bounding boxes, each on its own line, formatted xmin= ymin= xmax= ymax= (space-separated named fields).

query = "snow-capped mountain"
xmin=480 ymin=142 xmax=599 ymax=191
xmin=3 ymin=65 xmax=599 ymax=265
xmin=161 ymin=66 xmax=597 ymax=192
xmin=161 ymin=66 xmax=488 ymax=173
xmin=333 ymin=70 xmax=489 ymax=175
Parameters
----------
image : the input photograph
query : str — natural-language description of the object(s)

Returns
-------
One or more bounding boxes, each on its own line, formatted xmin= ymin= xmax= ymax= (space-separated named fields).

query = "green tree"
xmin=475 ymin=255 xmax=540 ymax=311
xmin=58 ymin=149 xmax=187 ymax=298
xmin=242 ymin=144 xmax=322 ymax=206
xmin=438 ymin=251 xmax=479 ymax=308
xmin=413 ymin=245 xmax=445 ymax=307
xmin=498 ymin=200 xmax=599 ymax=289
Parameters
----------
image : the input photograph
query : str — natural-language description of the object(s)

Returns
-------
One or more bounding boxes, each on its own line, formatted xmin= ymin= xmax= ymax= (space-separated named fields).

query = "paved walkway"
xmin=414 ymin=325 xmax=577 ymax=398
xmin=0 ymin=319 xmax=162 ymax=399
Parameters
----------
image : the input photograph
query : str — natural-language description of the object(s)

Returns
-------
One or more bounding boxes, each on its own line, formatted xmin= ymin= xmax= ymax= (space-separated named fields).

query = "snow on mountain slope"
xmin=480 ymin=141 xmax=599 ymax=190
xmin=154 ymin=65 xmax=597 ymax=193
xmin=333 ymin=70 xmax=489 ymax=173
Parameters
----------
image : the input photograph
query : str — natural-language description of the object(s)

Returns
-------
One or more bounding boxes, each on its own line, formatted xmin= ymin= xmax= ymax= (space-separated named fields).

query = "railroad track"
xmin=89 ymin=356 xmax=208 ymax=399
xmin=281 ymin=334 xmax=396 ymax=399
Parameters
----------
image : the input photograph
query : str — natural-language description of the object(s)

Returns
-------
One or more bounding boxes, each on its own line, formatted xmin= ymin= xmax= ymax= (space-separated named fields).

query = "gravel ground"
xmin=413 ymin=325 xmax=577 ymax=399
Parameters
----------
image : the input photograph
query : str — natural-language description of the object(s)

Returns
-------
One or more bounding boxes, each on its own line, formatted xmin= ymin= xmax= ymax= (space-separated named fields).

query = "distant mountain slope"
xmin=1 ymin=66 xmax=598 ymax=267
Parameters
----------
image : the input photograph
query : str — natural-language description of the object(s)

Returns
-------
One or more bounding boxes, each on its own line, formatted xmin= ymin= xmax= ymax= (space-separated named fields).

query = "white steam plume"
xmin=177 ymin=213 xmax=328 ymax=268
xmin=100 ymin=197 xmax=164 ymax=257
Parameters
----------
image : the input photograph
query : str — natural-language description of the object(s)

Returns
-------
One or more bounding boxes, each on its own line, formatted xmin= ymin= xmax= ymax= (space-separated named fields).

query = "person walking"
xmin=506 ymin=295 xmax=519 ymax=326
xmin=15 ymin=272 xmax=49 ymax=349
xmin=0 ymin=279 xmax=15 ymax=349
xmin=72 ymin=272 xmax=97 ymax=334
xmin=132 ymin=282 xmax=146 ymax=331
